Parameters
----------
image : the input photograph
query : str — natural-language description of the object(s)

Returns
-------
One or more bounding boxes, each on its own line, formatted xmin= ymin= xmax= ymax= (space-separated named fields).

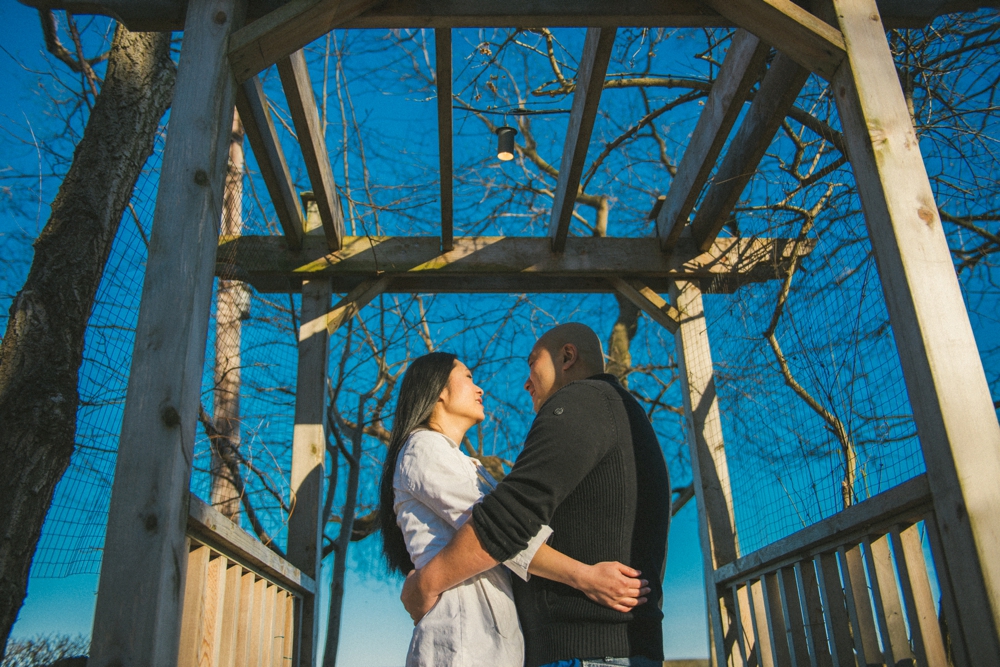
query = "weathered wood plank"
xmin=218 ymin=562 xmax=243 ymax=667
xmin=178 ymin=545 xmax=211 ymax=667
xmin=235 ymin=75 xmax=304 ymax=249
xmin=776 ymin=567 xmax=809 ymax=667
xmin=891 ymin=523 xmax=949 ymax=667
xmin=435 ymin=28 xmax=454 ymax=251
xmin=217 ymin=235 xmax=816 ymax=294
xmin=24 ymin=0 xmax=991 ymax=32
xmin=247 ymin=577 xmax=267 ymax=667
xmin=832 ymin=0 xmax=1000 ymax=656
xmin=672 ymin=279 xmax=741 ymax=667
xmin=714 ymin=474 xmax=931 ymax=585
xmin=815 ymin=553 xmax=854 ymax=667
xmin=922 ymin=510 xmax=971 ymax=666
xmin=762 ymin=573 xmax=790 ymax=666
xmin=549 ymin=27 xmax=616 ymax=252
xmin=235 ymin=572 xmax=256 ymax=667
xmin=863 ymin=533 xmax=912 ymax=665
xmin=732 ymin=584 xmax=754 ymax=667
xmin=837 ymin=545 xmax=873 ymax=666
xmin=657 ymin=30 xmax=769 ymax=250
xmin=698 ymin=0 xmax=845 ymax=79
xmin=793 ymin=560 xmax=830 ymax=667
xmin=271 ymin=590 xmax=288 ymax=667
xmin=282 ymin=594 xmax=297 ymax=667
xmin=748 ymin=578 xmax=775 ymax=667
xmin=87 ymin=2 xmax=245 ymax=664
xmin=690 ymin=52 xmax=810 ymax=251
xmin=609 ymin=277 xmax=680 ymax=333
xmin=229 ymin=0 xmax=382 ymax=83
xmin=187 ymin=494 xmax=316 ymax=595
xmin=277 ymin=49 xmax=344 ymax=250
xmin=199 ymin=555 xmax=228 ymax=667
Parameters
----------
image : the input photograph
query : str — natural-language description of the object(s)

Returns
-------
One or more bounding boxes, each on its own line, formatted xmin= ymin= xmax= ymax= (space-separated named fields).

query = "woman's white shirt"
xmin=393 ymin=429 xmax=551 ymax=667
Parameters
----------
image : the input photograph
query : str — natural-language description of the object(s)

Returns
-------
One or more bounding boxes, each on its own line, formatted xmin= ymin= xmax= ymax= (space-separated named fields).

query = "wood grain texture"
xmin=815 ymin=552 xmax=854 ymax=667
xmin=277 ymin=50 xmax=344 ymax=250
xmin=609 ymin=278 xmax=680 ymax=333
xmin=88 ymin=2 xmax=244 ymax=664
xmin=218 ymin=562 xmax=243 ymax=667
xmin=891 ymin=523 xmax=949 ymax=667
xmin=548 ymin=27 xmax=616 ymax=252
xmin=832 ymin=0 xmax=1000 ymax=656
xmin=690 ymin=52 xmax=810 ymax=251
xmin=435 ymin=28 xmax=453 ymax=250
xmin=657 ymin=30 xmax=769 ymax=250
xmin=864 ymin=534 xmax=913 ymax=665
xmin=698 ymin=0 xmax=845 ymax=79
xmin=178 ymin=545 xmax=211 ymax=667
xmin=187 ymin=494 xmax=316 ymax=595
xmin=235 ymin=75 xmax=304 ymax=249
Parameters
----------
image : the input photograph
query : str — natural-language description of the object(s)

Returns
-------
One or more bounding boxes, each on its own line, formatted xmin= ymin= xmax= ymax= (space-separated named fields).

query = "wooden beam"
xmin=698 ymin=0 xmax=846 ymax=80
xmin=24 ymin=0 xmax=993 ymax=32
xmin=217 ymin=235 xmax=816 ymax=293
xmin=690 ymin=52 xmax=810 ymax=251
xmin=548 ymin=27 xmax=616 ymax=253
xmin=277 ymin=49 xmax=345 ymax=250
xmin=435 ymin=28 xmax=453 ymax=251
xmin=235 ymin=75 xmax=304 ymax=250
xmin=832 ymin=0 xmax=1000 ymax=657
xmin=609 ymin=277 xmax=679 ymax=333
xmin=229 ymin=0 xmax=382 ymax=83
xmin=671 ymin=279 xmax=740 ymax=667
xmin=656 ymin=30 xmax=769 ymax=250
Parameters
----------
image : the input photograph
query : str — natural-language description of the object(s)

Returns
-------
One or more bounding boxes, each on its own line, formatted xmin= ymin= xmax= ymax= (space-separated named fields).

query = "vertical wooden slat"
xmin=672 ymin=279 xmax=741 ymax=666
xmin=283 ymin=594 xmax=297 ymax=666
xmin=763 ymin=573 xmax=791 ymax=666
xmin=841 ymin=544 xmax=880 ymax=662
xmin=892 ymin=524 xmax=949 ymax=667
xmin=199 ymin=554 xmax=228 ymax=667
xmin=831 ymin=0 xmax=1000 ymax=655
xmin=248 ymin=577 xmax=268 ymax=667
xmin=748 ymin=579 xmax=775 ymax=667
xmin=434 ymin=28 xmax=453 ymax=251
xmin=794 ymin=560 xmax=827 ymax=667
xmin=779 ymin=566 xmax=811 ymax=667
xmin=178 ymin=545 xmax=211 ymax=667
xmin=259 ymin=583 xmax=277 ymax=667
xmin=836 ymin=546 xmax=870 ymax=666
xmin=235 ymin=572 xmax=256 ymax=667
xmin=218 ymin=563 xmax=243 ymax=667
xmin=272 ymin=590 xmax=288 ymax=667
xmin=923 ymin=510 xmax=970 ymax=666
xmin=732 ymin=584 xmax=755 ymax=667
xmin=815 ymin=553 xmax=854 ymax=667
xmin=87 ymin=2 xmax=244 ymax=664
xmin=863 ymin=534 xmax=911 ymax=665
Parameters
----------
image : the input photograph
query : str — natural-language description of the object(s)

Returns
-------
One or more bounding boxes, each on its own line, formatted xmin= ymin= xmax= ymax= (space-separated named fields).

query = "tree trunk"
xmin=606 ymin=294 xmax=640 ymax=386
xmin=211 ymin=109 xmax=246 ymax=521
xmin=0 ymin=26 xmax=174 ymax=649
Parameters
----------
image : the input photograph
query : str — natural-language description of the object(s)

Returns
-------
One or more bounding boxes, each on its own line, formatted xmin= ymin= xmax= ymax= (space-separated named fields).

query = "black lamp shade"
xmin=496 ymin=125 xmax=518 ymax=161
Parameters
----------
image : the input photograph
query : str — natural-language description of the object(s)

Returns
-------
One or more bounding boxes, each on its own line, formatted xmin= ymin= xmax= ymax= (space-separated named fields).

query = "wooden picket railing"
xmin=712 ymin=474 xmax=953 ymax=667
xmin=178 ymin=494 xmax=317 ymax=667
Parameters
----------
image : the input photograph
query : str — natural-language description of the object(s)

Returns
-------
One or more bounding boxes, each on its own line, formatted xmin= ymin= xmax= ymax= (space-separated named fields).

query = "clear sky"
xmin=0 ymin=2 xmax=710 ymax=661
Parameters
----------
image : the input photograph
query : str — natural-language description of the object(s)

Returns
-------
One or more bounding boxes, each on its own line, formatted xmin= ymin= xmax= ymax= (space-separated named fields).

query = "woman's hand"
xmin=574 ymin=561 xmax=649 ymax=612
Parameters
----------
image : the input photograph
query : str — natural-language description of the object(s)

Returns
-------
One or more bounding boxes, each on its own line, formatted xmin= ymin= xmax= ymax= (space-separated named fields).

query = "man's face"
xmin=524 ymin=342 xmax=559 ymax=413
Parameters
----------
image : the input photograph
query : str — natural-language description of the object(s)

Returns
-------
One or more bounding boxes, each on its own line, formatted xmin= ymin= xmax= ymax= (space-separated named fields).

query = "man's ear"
xmin=561 ymin=343 xmax=579 ymax=371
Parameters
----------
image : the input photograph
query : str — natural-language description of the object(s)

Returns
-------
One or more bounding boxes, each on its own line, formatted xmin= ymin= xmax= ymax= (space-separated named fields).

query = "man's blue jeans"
xmin=540 ymin=657 xmax=661 ymax=667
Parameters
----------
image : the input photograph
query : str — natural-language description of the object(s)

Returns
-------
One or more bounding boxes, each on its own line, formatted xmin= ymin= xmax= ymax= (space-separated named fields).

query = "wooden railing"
xmin=712 ymin=474 xmax=953 ymax=667
xmin=178 ymin=494 xmax=317 ymax=667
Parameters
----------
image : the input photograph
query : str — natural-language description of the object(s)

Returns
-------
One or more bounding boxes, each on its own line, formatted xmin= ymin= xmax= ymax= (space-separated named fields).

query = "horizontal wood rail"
xmin=216 ymin=235 xmax=816 ymax=294
xmin=180 ymin=494 xmax=314 ymax=667
xmin=712 ymin=474 xmax=952 ymax=667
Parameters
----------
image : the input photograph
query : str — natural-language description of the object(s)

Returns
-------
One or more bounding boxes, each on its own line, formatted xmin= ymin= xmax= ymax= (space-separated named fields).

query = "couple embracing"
xmin=377 ymin=323 xmax=672 ymax=667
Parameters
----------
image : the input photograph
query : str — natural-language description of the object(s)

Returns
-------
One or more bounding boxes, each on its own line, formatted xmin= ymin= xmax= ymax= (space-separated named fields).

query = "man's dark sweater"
xmin=471 ymin=374 xmax=671 ymax=667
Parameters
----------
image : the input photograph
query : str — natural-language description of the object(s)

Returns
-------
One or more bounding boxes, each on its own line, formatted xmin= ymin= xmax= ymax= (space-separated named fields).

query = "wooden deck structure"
xmin=23 ymin=0 xmax=1000 ymax=665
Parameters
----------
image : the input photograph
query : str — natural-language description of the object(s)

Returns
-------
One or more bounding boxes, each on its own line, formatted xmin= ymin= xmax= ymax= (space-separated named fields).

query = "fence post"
xmin=88 ymin=1 xmax=245 ymax=664
xmin=831 ymin=0 xmax=1000 ymax=657
xmin=671 ymin=279 xmax=741 ymax=667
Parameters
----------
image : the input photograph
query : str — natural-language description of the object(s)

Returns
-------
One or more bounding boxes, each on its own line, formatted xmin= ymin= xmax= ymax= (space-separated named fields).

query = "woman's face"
xmin=439 ymin=361 xmax=485 ymax=425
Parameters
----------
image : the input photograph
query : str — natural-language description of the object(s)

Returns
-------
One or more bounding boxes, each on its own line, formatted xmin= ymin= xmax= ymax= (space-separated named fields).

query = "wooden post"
xmin=89 ymin=1 xmax=244 ymax=664
xmin=671 ymin=279 xmax=741 ymax=667
xmin=831 ymin=0 xmax=1000 ymax=657
xmin=286 ymin=196 xmax=330 ymax=667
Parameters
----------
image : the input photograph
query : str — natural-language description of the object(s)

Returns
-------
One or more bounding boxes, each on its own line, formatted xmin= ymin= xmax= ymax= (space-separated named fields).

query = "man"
xmin=401 ymin=323 xmax=672 ymax=667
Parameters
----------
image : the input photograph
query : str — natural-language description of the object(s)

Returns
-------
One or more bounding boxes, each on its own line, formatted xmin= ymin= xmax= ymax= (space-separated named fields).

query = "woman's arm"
xmin=527 ymin=544 xmax=649 ymax=612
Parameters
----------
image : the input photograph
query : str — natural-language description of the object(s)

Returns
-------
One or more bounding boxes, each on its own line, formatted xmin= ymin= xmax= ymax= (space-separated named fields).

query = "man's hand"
xmin=575 ymin=561 xmax=649 ymax=613
xmin=400 ymin=569 xmax=440 ymax=624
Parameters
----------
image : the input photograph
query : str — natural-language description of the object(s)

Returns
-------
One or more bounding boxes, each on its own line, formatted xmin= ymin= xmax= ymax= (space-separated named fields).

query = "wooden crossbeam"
xmin=698 ymin=0 xmax=846 ymax=80
xmin=229 ymin=0 xmax=382 ymax=84
xmin=656 ymin=30 xmax=769 ymax=251
xmin=235 ymin=75 xmax=305 ymax=250
xmin=609 ymin=277 xmax=680 ymax=333
xmin=23 ymin=0 xmax=992 ymax=32
xmin=277 ymin=49 xmax=345 ymax=251
xmin=435 ymin=28 xmax=454 ymax=251
xmin=548 ymin=27 xmax=616 ymax=253
xmin=690 ymin=52 xmax=810 ymax=252
xmin=216 ymin=235 xmax=815 ymax=293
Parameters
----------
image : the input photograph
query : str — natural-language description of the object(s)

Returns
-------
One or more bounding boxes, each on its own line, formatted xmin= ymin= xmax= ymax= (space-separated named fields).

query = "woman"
xmin=379 ymin=352 xmax=644 ymax=667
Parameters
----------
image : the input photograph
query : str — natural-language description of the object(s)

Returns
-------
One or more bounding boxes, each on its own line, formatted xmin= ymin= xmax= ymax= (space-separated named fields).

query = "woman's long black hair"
xmin=379 ymin=351 xmax=458 ymax=574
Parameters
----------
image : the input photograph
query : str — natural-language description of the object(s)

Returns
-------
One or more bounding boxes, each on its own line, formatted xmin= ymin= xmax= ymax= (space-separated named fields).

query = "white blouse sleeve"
xmin=397 ymin=432 xmax=486 ymax=529
xmin=502 ymin=524 xmax=554 ymax=582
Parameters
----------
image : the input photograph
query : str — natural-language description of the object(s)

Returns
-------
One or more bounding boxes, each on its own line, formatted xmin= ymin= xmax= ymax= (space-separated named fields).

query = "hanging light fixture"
xmin=496 ymin=125 xmax=518 ymax=161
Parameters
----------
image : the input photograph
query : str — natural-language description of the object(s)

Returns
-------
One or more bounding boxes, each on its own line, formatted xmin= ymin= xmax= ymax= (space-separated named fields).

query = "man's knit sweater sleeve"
xmin=472 ymin=382 xmax=617 ymax=562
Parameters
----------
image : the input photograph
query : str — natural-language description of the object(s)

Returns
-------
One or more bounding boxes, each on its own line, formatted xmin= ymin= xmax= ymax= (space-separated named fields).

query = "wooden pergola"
xmin=29 ymin=1 xmax=1000 ymax=666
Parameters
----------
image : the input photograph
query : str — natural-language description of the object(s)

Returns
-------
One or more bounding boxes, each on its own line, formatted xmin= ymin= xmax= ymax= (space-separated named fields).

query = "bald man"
xmin=401 ymin=323 xmax=671 ymax=667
